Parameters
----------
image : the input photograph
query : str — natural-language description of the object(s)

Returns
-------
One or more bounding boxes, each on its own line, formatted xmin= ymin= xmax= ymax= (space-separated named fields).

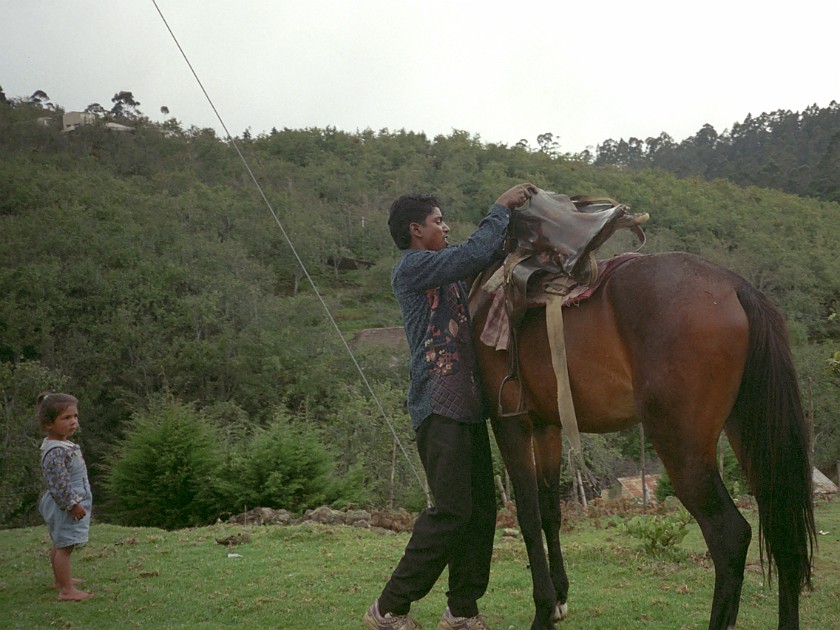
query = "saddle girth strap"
xmin=545 ymin=293 xmax=586 ymax=470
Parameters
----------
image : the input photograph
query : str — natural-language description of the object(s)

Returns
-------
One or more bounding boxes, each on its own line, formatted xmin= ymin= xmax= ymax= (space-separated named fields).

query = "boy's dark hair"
xmin=388 ymin=193 xmax=441 ymax=249
xmin=36 ymin=392 xmax=78 ymax=433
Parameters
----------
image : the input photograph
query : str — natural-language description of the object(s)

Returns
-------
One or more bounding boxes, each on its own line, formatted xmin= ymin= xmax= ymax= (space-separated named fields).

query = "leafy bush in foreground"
xmin=106 ymin=398 xmax=369 ymax=528
xmin=105 ymin=398 xmax=225 ymax=529
xmin=619 ymin=507 xmax=695 ymax=561
xmin=222 ymin=408 xmax=368 ymax=514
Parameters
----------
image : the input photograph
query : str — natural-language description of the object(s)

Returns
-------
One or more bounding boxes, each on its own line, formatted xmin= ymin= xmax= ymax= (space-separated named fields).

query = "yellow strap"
xmin=545 ymin=294 xmax=585 ymax=469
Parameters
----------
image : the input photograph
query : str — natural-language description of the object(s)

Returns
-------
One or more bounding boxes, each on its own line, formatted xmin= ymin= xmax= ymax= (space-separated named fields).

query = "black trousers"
xmin=378 ymin=415 xmax=497 ymax=618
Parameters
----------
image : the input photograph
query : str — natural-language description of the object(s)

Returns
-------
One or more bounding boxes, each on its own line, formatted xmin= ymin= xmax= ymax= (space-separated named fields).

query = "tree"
xmin=595 ymin=137 xmax=646 ymax=168
xmin=105 ymin=397 xmax=226 ymax=529
xmin=645 ymin=132 xmax=676 ymax=165
xmin=0 ymin=361 xmax=69 ymax=527
xmin=828 ymin=351 xmax=840 ymax=378
xmin=828 ymin=314 xmax=840 ymax=378
xmin=220 ymin=408 xmax=364 ymax=512
xmin=84 ymin=102 xmax=107 ymax=117
xmin=110 ymin=90 xmax=142 ymax=119
xmin=29 ymin=90 xmax=54 ymax=110
xmin=810 ymin=130 xmax=840 ymax=202
xmin=537 ymin=132 xmax=560 ymax=156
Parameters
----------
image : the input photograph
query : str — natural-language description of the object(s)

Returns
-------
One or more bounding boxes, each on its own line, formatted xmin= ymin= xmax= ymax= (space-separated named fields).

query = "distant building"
xmin=62 ymin=111 xmax=133 ymax=133
xmin=62 ymin=111 xmax=95 ymax=132
xmin=813 ymin=467 xmax=838 ymax=495
xmin=604 ymin=474 xmax=661 ymax=503
xmin=103 ymin=121 xmax=133 ymax=133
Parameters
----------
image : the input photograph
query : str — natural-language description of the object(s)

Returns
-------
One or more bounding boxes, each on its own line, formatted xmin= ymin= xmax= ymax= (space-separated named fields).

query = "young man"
xmin=364 ymin=184 xmax=538 ymax=630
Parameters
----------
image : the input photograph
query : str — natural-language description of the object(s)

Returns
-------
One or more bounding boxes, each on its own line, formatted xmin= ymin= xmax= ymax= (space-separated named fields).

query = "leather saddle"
xmin=493 ymin=190 xmax=649 ymax=418
xmin=503 ymin=190 xmax=648 ymax=332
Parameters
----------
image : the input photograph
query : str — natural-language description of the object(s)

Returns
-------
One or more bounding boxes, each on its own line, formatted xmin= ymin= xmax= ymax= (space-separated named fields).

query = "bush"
xmin=319 ymin=383 xmax=421 ymax=509
xmin=654 ymin=471 xmax=675 ymax=503
xmin=105 ymin=398 xmax=225 ymax=529
xmin=223 ymin=408 xmax=367 ymax=514
xmin=619 ymin=507 xmax=694 ymax=561
xmin=0 ymin=360 xmax=69 ymax=527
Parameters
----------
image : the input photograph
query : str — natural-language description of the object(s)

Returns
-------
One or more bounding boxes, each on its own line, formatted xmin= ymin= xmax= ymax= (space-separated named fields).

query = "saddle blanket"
xmin=479 ymin=253 xmax=642 ymax=351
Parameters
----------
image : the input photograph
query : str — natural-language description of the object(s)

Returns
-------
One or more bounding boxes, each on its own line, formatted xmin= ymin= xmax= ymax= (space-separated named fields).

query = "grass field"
xmin=2 ymin=498 xmax=838 ymax=629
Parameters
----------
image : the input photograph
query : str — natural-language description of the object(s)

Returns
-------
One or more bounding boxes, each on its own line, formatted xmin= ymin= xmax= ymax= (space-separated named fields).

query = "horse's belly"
xmin=519 ymin=299 xmax=639 ymax=433
xmin=524 ymin=355 xmax=639 ymax=433
xmin=573 ymin=379 xmax=638 ymax=434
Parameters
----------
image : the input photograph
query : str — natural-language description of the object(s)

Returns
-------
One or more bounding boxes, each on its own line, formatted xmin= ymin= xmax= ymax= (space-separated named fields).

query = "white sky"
xmin=2 ymin=0 xmax=838 ymax=153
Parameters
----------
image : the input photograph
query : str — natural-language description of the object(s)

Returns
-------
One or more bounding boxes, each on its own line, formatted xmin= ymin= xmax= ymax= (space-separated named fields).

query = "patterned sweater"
xmin=392 ymin=203 xmax=510 ymax=430
xmin=40 ymin=439 xmax=87 ymax=510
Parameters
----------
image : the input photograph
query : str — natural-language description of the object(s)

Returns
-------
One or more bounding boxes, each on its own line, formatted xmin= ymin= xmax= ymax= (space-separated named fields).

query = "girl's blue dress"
xmin=39 ymin=438 xmax=92 ymax=547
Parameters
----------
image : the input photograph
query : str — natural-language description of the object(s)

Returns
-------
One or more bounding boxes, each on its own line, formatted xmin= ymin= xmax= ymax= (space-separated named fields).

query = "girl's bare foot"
xmin=58 ymin=588 xmax=93 ymax=601
xmin=53 ymin=577 xmax=83 ymax=589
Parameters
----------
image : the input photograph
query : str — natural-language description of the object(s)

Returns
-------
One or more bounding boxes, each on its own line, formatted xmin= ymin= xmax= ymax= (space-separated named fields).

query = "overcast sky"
xmin=2 ymin=1 xmax=838 ymax=154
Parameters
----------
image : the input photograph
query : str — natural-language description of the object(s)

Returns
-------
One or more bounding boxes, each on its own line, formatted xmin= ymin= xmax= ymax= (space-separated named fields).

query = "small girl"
xmin=37 ymin=392 xmax=93 ymax=601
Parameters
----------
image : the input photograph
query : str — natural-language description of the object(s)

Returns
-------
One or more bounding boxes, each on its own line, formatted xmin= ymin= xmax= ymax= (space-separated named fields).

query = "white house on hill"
xmin=62 ymin=111 xmax=95 ymax=132
xmin=62 ymin=111 xmax=133 ymax=133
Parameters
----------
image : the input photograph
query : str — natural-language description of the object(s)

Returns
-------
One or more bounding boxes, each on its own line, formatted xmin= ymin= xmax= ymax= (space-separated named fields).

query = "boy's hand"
xmin=497 ymin=183 xmax=538 ymax=209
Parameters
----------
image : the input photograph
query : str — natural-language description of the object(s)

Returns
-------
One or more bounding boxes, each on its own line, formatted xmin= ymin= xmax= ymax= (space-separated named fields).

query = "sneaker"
xmin=436 ymin=607 xmax=491 ymax=630
xmin=364 ymin=599 xmax=422 ymax=630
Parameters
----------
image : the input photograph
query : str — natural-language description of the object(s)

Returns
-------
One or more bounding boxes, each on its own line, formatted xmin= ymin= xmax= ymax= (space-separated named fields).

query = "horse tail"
xmin=731 ymin=282 xmax=816 ymax=591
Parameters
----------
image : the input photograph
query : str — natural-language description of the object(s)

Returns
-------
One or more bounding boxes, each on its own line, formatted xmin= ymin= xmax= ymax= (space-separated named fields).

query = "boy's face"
xmin=410 ymin=207 xmax=450 ymax=251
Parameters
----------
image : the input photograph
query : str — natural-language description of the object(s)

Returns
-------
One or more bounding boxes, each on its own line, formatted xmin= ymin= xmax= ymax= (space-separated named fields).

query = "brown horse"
xmin=471 ymin=252 xmax=816 ymax=630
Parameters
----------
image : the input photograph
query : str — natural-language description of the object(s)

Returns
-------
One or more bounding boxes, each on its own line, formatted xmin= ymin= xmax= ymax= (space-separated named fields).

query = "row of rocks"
xmin=224 ymin=506 xmax=418 ymax=533
xmin=223 ymin=497 xmax=701 ymax=535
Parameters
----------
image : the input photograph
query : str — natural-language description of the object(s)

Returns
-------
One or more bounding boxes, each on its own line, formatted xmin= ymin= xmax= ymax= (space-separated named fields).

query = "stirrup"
xmin=497 ymin=372 xmax=527 ymax=417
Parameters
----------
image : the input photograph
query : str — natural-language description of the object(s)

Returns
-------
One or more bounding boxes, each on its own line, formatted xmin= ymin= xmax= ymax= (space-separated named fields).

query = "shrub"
xmin=320 ymin=383 xmax=420 ymax=509
xmin=224 ymin=408 xmax=367 ymax=514
xmin=0 ymin=360 xmax=69 ymax=527
xmin=654 ymin=471 xmax=675 ymax=503
xmin=105 ymin=398 xmax=225 ymax=529
xmin=620 ymin=507 xmax=694 ymax=561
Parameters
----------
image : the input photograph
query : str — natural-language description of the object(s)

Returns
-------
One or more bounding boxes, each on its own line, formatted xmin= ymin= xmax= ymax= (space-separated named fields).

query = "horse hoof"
xmin=552 ymin=602 xmax=568 ymax=622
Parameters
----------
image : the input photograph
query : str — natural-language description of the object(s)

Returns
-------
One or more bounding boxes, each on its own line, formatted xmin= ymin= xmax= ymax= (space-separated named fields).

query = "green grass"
xmin=2 ymin=499 xmax=839 ymax=629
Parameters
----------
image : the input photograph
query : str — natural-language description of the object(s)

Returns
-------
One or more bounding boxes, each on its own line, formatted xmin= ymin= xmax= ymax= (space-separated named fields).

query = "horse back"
xmin=477 ymin=252 xmax=750 ymax=436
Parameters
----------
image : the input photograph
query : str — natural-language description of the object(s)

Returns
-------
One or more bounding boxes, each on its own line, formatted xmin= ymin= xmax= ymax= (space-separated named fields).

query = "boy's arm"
xmin=394 ymin=184 xmax=538 ymax=291
xmin=395 ymin=204 xmax=511 ymax=291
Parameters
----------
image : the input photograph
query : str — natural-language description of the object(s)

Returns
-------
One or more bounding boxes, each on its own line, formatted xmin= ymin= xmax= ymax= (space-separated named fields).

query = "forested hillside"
xmin=594 ymin=102 xmax=840 ymax=202
xmin=2 ymin=90 xmax=838 ymax=529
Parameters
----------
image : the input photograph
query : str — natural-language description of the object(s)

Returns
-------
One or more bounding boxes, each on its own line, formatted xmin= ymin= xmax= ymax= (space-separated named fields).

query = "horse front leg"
xmin=533 ymin=423 xmax=569 ymax=622
xmin=492 ymin=416 xmax=558 ymax=630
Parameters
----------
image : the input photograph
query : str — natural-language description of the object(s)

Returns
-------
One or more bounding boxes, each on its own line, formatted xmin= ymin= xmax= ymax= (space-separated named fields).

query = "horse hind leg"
xmin=654 ymin=436 xmax=751 ymax=630
xmin=533 ymin=423 xmax=570 ymax=622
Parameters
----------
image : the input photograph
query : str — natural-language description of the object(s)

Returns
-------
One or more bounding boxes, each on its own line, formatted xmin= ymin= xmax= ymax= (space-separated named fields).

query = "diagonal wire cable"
xmin=151 ymin=0 xmax=430 ymax=506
